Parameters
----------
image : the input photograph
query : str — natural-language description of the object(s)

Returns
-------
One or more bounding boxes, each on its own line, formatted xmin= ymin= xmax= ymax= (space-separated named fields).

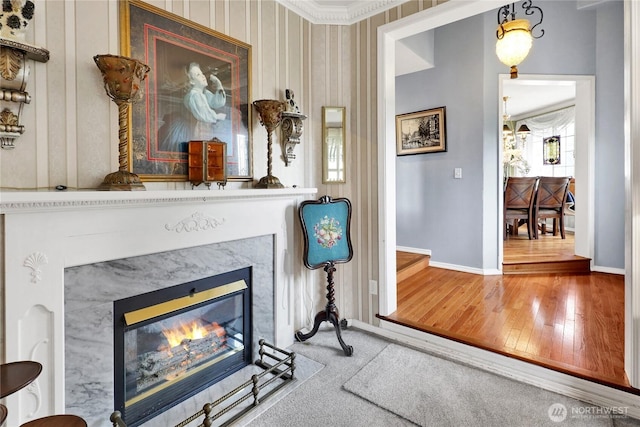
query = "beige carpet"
xmin=343 ymin=343 xmax=619 ymax=427
xmin=247 ymin=327 xmax=640 ymax=426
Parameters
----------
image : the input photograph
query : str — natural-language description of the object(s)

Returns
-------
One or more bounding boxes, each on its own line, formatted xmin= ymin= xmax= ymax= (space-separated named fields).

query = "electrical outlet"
xmin=369 ymin=279 xmax=378 ymax=295
xmin=454 ymin=168 xmax=462 ymax=179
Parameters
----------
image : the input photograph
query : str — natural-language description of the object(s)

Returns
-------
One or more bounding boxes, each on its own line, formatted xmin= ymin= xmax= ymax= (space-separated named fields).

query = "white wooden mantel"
xmin=0 ymin=188 xmax=316 ymax=425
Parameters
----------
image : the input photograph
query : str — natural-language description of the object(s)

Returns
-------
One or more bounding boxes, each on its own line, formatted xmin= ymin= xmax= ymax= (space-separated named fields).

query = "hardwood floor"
xmin=503 ymin=225 xmax=591 ymax=274
xmin=383 ymin=233 xmax=633 ymax=393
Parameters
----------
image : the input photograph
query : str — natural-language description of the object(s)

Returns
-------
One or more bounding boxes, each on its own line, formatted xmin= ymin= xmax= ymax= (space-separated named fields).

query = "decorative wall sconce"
xmin=281 ymin=111 xmax=307 ymax=166
xmin=543 ymin=135 xmax=561 ymax=165
xmin=280 ymin=89 xmax=306 ymax=166
xmin=0 ymin=38 xmax=49 ymax=149
xmin=496 ymin=0 xmax=544 ymax=79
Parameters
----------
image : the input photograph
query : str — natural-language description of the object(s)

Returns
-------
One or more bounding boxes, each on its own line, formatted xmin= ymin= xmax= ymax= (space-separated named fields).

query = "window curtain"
xmin=517 ymin=106 xmax=575 ymax=176
xmin=515 ymin=105 xmax=575 ymax=134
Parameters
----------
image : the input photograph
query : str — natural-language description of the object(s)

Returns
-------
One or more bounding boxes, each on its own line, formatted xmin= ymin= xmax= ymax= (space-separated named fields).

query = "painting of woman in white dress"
xmin=158 ymin=62 xmax=229 ymax=152
xmin=126 ymin=10 xmax=251 ymax=180
xmin=147 ymin=39 xmax=250 ymax=177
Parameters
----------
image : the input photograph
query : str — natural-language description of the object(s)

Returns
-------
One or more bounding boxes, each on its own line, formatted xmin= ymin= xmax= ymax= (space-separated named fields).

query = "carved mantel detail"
xmin=23 ymin=251 xmax=48 ymax=283
xmin=165 ymin=211 xmax=225 ymax=232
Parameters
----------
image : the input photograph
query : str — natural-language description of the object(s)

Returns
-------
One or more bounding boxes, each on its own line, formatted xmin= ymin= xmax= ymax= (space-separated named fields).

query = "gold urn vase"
xmin=94 ymin=54 xmax=150 ymax=191
xmin=253 ymin=99 xmax=287 ymax=189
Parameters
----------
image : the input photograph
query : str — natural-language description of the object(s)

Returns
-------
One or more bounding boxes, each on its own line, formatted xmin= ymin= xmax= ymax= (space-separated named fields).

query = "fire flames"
xmin=162 ymin=320 xmax=226 ymax=349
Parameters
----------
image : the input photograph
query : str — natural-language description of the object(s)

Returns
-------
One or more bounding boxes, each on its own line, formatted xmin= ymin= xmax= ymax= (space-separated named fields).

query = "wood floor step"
xmin=502 ymin=257 xmax=591 ymax=275
xmin=397 ymin=255 xmax=430 ymax=282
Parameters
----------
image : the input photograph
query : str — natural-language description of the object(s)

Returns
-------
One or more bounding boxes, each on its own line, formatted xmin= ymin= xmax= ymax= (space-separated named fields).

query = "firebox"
xmin=113 ymin=267 xmax=252 ymax=427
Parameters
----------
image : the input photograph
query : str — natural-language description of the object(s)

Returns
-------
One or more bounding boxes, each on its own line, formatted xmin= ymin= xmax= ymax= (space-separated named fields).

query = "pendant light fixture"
xmin=496 ymin=1 xmax=544 ymax=79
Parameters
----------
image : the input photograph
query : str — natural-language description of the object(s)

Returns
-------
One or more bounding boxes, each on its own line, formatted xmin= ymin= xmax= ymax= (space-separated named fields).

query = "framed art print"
xmin=121 ymin=0 xmax=252 ymax=181
xmin=396 ymin=106 xmax=446 ymax=155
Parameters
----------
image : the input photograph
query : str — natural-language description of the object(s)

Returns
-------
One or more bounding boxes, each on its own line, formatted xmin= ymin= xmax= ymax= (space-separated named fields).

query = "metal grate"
xmin=110 ymin=339 xmax=296 ymax=427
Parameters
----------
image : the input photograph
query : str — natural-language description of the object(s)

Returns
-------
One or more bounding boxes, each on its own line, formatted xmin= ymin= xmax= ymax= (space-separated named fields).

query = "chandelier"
xmin=496 ymin=1 xmax=544 ymax=79
xmin=502 ymin=96 xmax=530 ymax=149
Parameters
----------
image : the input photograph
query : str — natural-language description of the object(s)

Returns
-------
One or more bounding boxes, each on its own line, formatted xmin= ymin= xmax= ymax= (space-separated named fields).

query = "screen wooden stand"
xmin=294 ymin=261 xmax=353 ymax=356
xmin=294 ymin=195 xmax=354 ymax=356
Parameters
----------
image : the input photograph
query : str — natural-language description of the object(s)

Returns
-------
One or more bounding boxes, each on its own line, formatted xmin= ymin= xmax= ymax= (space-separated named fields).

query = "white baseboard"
xmin=396 ymin=246 xmax=499 ymax=275
xmin=427 ymin=260 xmax=501 ymax=276
xmin=351 ymin=319 xmax=640 ymax=420
xmin=396 ymin=246 xmax=431 ymax=256
xmin=592 ymin=265 xmax=625 ymax=275
xmin=395 ymin=246 xmax=624 ymax=276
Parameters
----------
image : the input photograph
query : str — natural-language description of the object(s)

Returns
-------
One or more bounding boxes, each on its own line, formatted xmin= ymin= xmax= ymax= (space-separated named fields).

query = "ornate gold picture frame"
xmin=121 ymin=0 xmax=252 ymax=181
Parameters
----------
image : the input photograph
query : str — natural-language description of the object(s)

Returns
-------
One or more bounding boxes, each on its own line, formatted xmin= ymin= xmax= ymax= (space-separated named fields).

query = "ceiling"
xmin=276 ymin=0 xmax=410 ymax=25
xmin=276 ymin=1 xmax=577 ymax=117
xmin=503 ymin=79 xmax=576 ymax=119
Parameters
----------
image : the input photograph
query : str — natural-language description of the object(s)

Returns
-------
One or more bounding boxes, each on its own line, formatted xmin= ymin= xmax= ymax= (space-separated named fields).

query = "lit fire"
xmin=162 ymin=320 xmax=226 ymax=349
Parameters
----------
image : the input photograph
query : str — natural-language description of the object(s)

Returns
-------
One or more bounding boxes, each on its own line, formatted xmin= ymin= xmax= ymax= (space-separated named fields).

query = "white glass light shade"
xmin=496 ymin=19 xmax=532 ymax=78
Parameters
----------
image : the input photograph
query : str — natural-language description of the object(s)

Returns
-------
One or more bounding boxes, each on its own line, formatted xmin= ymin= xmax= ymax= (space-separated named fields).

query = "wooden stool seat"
xmin=20 ymin=414 xmax=87 ymax=427
xmin=1 ymin=361 xmax=42 ymax=398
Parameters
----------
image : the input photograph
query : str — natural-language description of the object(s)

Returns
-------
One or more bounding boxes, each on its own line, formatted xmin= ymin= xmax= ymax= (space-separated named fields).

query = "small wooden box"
xmin=188 ymin=138 xmax=227 ymax=188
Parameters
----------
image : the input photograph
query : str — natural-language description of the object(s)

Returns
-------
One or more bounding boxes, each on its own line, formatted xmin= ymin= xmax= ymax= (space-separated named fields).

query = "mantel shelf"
xmin=0 ymin=188 xmax=318 ymax=214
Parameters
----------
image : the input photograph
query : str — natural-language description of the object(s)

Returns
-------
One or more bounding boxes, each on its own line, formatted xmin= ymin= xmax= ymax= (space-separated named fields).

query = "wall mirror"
xmin=322 ymin=106 xmax=346 ymax=183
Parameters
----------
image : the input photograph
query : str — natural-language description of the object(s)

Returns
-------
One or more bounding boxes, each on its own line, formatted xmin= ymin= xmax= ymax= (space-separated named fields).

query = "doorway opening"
xmin=499 ymin=75 xmax=595 ymax=273
xmin=376 ymin=0 xmax=632 ymax=398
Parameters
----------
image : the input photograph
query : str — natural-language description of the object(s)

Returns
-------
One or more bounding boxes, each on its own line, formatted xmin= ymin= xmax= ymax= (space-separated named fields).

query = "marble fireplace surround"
xmin=0 ymin=188 xmax=316 ymax=426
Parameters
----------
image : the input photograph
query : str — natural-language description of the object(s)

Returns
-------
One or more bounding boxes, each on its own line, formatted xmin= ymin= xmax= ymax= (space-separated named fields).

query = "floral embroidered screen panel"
xmin=299 ymin=196 xmax=353 ymax=269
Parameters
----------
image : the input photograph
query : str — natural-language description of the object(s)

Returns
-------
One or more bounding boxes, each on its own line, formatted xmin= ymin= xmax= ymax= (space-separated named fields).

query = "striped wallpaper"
xmin=0 ymin=0 xmax=440 ymax=334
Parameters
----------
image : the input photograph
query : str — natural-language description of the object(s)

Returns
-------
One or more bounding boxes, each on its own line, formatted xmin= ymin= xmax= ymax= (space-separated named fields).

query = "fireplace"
xmin=64 ymin=236 xmax=274 ymax=426
xmin=0 ymin=188 xmax=316 ymax=426
xmin=113 ymin=268 xmax=252 ymax=426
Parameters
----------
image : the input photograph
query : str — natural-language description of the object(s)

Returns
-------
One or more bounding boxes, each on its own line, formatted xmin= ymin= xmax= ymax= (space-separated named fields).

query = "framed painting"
xmin=120 ymin=0 xmax=252 ymax=181
xmin=396 ymin=106 xmax=447 ymax=155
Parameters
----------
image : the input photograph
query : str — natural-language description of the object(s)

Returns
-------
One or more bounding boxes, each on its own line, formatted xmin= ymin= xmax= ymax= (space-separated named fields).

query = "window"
xmin=519 ymin=106 xmax=575 ymax=178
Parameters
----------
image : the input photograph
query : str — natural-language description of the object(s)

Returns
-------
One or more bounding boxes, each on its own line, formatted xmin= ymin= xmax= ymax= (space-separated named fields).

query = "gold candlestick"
xmin=94 ymin=54 xmax=150 ymax=191
xmin=253 ymin=99 xmax=286 ymax=188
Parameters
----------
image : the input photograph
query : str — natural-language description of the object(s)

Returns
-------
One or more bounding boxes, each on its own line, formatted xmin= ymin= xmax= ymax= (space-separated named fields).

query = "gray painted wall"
xmin=594 ymin=2 xmax=624 ymax=269
xmin=396 ymin=13 xmax=485 ymax=268
xmin=396 ymin=0 xmax=624 ymax=270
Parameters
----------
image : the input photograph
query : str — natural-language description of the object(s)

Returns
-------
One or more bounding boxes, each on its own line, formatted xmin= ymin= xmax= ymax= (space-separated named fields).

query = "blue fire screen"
xmin=299 ymin=196 xmax=353 ymax=269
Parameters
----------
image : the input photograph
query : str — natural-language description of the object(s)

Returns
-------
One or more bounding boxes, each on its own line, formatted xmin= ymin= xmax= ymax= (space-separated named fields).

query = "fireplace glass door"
xmin=114 ymin=268 xmax=252 ymax=426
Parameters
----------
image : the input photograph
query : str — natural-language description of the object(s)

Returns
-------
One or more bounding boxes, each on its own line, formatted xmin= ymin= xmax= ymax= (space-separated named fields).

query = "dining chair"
xmin=504 ymin=176 xmax=539 ymax=240
xmin=535 ymin=176 xmax=572 ymax=239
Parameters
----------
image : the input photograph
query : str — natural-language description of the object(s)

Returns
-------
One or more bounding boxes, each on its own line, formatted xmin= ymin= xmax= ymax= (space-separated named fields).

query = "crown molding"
xmin=276 ymin=0 xmax=411 ymax=25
